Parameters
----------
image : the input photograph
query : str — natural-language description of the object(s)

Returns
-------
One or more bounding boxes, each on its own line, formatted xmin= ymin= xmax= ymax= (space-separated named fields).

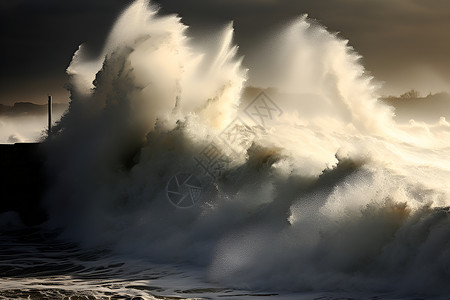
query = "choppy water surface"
xmin=1 ymin=226 xmax=449 ymax=300
xmin=0 ymin=228 xmax=352 ymax=300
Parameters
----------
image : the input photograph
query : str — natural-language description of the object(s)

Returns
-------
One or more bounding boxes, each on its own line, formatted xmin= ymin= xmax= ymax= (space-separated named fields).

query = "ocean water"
xmin=3 ymin=226 xmax=446 ymax=300
xmin=1 ymin=0 xmax=449 ymax=299
xmin=0 ymin=227 xmax=283 ymax=299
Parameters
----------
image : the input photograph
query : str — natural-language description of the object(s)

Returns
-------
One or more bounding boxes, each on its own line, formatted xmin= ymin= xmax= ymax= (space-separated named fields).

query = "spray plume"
xmin=42 ymin=0 xmax=450 ymax=295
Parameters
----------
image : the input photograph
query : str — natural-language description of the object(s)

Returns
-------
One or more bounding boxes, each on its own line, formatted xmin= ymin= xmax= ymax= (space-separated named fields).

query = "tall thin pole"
xmin=48 ymin=95 xmax=52 ymax=138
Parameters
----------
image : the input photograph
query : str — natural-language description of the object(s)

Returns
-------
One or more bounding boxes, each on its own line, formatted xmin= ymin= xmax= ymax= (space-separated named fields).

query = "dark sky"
xmin=1 ymin=0 xmax=449 ymax=105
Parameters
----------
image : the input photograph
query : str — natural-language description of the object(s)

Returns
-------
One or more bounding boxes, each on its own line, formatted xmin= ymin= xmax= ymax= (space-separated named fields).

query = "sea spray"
xmin=42 ymin=0 xmax=450 ymax=296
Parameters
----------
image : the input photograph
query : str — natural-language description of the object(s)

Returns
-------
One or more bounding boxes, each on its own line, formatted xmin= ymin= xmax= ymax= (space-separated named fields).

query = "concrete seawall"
xmin=0 ymin=143 xmax=47 ymax=225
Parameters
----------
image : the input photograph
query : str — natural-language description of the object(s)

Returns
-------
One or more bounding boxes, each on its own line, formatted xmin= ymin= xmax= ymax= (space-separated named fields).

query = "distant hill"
xmin=0 ymin=104 xmax=10 ymax=114
xmin=382 ymin=91 xmax=450 ymax=123
xmin=0 ymin=102 xmax=68 ymax=117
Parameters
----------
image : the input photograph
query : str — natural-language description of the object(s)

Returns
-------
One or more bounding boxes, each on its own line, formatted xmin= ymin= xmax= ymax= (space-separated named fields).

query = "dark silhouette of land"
xmin=382 ymin=91 xmax=450 ymax=123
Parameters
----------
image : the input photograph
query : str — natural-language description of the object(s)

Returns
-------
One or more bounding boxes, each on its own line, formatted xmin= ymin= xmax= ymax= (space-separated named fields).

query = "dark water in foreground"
xmin=0 ymin=227 xmax=445 ymax=300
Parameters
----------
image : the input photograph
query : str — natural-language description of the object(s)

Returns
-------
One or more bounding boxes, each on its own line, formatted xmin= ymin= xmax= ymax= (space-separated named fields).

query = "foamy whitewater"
xmin=1 ymin=0 xmax=449 ymax=299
